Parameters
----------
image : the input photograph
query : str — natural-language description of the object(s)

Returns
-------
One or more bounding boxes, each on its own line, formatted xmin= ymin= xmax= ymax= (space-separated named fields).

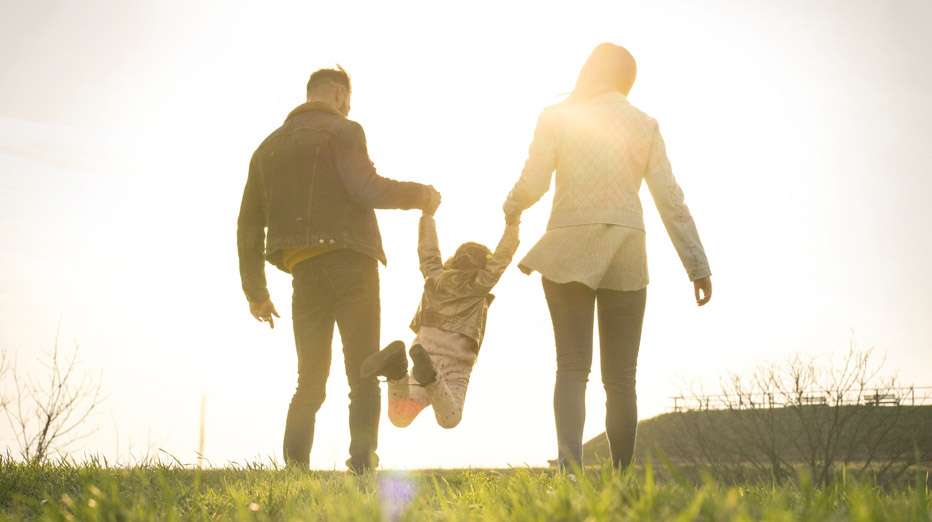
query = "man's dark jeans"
xmin=542 ymin=278 xmax=646 ymax=470
xmin=283 ymin=249 xmax=381 ymax=471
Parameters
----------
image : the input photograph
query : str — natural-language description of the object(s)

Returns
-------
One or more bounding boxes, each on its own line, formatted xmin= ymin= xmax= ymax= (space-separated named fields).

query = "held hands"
xmin=423 ymin=186 xmax=442 ymax=216
xmin=693 ymin=276 xmax=712 ymax=306
xmin=249 ymin=297 xmax=280 ymax=328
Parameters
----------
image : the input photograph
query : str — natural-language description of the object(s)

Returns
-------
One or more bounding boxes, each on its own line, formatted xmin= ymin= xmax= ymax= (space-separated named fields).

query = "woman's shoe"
xmin=360 ymin=341 xmax=408 ymax=380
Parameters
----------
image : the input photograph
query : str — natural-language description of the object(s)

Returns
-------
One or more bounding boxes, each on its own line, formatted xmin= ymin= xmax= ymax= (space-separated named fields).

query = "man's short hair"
xmin=306 ymin=66 xmax=351 ymax=97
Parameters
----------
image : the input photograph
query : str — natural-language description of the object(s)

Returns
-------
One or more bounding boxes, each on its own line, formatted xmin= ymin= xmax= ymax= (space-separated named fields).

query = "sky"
xmin=0 ymin=0 xmax=930 ymax=469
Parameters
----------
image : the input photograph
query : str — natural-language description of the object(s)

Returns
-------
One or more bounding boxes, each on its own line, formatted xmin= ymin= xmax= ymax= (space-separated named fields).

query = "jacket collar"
xmin=287 ymin=101 xmax=343 ymax=120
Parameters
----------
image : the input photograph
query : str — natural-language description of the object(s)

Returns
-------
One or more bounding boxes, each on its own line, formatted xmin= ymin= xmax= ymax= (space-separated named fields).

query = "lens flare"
xmin=378 ymin=472 xmax=417 ymax=521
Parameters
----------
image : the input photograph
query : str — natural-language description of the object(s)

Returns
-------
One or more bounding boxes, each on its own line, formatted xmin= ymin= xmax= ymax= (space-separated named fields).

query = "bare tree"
xmin=669 ymin=344 xmax=928 ymax=486
xmin=0 ymin=349 xmax=9 ymax=410
xmin=2 ymin=335 xmax=103 ymax=464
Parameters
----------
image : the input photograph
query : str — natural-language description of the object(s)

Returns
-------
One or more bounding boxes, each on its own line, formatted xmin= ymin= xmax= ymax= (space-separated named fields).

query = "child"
xmin=361 ymin=212 xmax=519 ymax=428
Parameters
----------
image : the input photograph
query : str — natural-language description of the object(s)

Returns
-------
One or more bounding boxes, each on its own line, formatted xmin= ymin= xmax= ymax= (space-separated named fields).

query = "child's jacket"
xmin=409 ymin=216 xmax=519 ymax=350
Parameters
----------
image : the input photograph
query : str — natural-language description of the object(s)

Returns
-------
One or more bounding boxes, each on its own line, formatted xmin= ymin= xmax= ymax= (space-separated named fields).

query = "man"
xmin=237 ymin=67 xmax=441 ymax=473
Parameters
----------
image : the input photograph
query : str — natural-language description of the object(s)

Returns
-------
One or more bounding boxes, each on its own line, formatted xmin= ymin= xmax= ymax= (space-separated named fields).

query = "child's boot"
xmin=409 ymin=344 xmax=437 ymax=385
xmin=361 ymin=341 xmax=408 ymax=380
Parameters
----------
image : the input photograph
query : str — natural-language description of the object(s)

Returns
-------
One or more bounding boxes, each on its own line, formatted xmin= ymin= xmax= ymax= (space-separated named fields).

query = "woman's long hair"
xmin=568 ymin=43 xmax=637 ymax=103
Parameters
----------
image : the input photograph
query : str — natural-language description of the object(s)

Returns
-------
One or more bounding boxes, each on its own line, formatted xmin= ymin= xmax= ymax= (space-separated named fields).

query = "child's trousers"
xmin=388 ymin=326 xmax=478 ymax=429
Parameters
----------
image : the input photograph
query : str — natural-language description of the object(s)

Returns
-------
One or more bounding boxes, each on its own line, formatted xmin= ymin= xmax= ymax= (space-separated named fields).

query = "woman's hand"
xmin=693 ymin=276 xmax=712 ymax=306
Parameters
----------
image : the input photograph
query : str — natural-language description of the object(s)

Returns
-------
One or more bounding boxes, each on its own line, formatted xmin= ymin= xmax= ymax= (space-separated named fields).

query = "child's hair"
xmin=444 ymin=242 xmax=492 ymax=271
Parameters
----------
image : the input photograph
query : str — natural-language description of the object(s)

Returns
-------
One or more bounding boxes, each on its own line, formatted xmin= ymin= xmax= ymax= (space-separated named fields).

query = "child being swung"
xmin=361 ymin=213 xmax=520 ymax=428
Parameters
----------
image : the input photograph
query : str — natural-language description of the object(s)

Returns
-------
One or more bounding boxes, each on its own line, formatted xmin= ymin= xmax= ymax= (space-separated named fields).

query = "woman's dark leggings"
xmin=543 ymin=278 xmax=646 ymax=470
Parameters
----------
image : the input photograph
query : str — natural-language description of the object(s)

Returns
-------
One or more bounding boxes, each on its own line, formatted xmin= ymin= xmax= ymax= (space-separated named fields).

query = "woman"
xmin=503 ymin=43 xmax=713 ymax=470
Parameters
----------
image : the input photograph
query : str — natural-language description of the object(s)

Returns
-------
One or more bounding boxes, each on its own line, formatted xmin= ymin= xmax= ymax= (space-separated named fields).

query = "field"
xmin=1 ymin=460 xmax=930 ymax=521
xmin=583 ymin=405 xmax=932 ymax=466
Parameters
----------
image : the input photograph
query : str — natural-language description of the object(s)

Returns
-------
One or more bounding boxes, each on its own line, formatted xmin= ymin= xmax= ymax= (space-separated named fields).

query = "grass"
xmin=0 ymin=458 xmax=929 ymax=521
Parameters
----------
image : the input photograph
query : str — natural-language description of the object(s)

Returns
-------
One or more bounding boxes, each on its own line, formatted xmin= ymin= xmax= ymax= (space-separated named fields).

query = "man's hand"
xmin=423 ymin=186 xmax=442 ymax=216
xmin=693 ymin=276 xmax=712 ymax=306
xmin=505 ymin=211 xmax=521 ymax=226
xmin=249 ymin=298 xmax=280 ymax=328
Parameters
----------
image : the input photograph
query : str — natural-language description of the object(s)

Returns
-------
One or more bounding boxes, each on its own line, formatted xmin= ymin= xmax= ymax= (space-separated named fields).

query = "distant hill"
xmin=576 ymin=405 xmax=932 ymax=467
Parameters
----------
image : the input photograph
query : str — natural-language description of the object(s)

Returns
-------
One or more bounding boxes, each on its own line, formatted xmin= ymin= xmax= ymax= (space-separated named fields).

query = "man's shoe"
xmin=410 ymin=344 xmax=437 ymax=385
xmin=346 ymin=454 xmax=378 ymax=475
xmin=361 ymin=341 xmax=408 ymax=380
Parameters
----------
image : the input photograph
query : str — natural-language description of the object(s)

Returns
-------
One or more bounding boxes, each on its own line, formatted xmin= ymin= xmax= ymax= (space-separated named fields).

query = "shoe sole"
xmin=360 ymin=340 xmax=406 ymax=379
xmin=409 ymin=344 xmax=437 ymax=384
